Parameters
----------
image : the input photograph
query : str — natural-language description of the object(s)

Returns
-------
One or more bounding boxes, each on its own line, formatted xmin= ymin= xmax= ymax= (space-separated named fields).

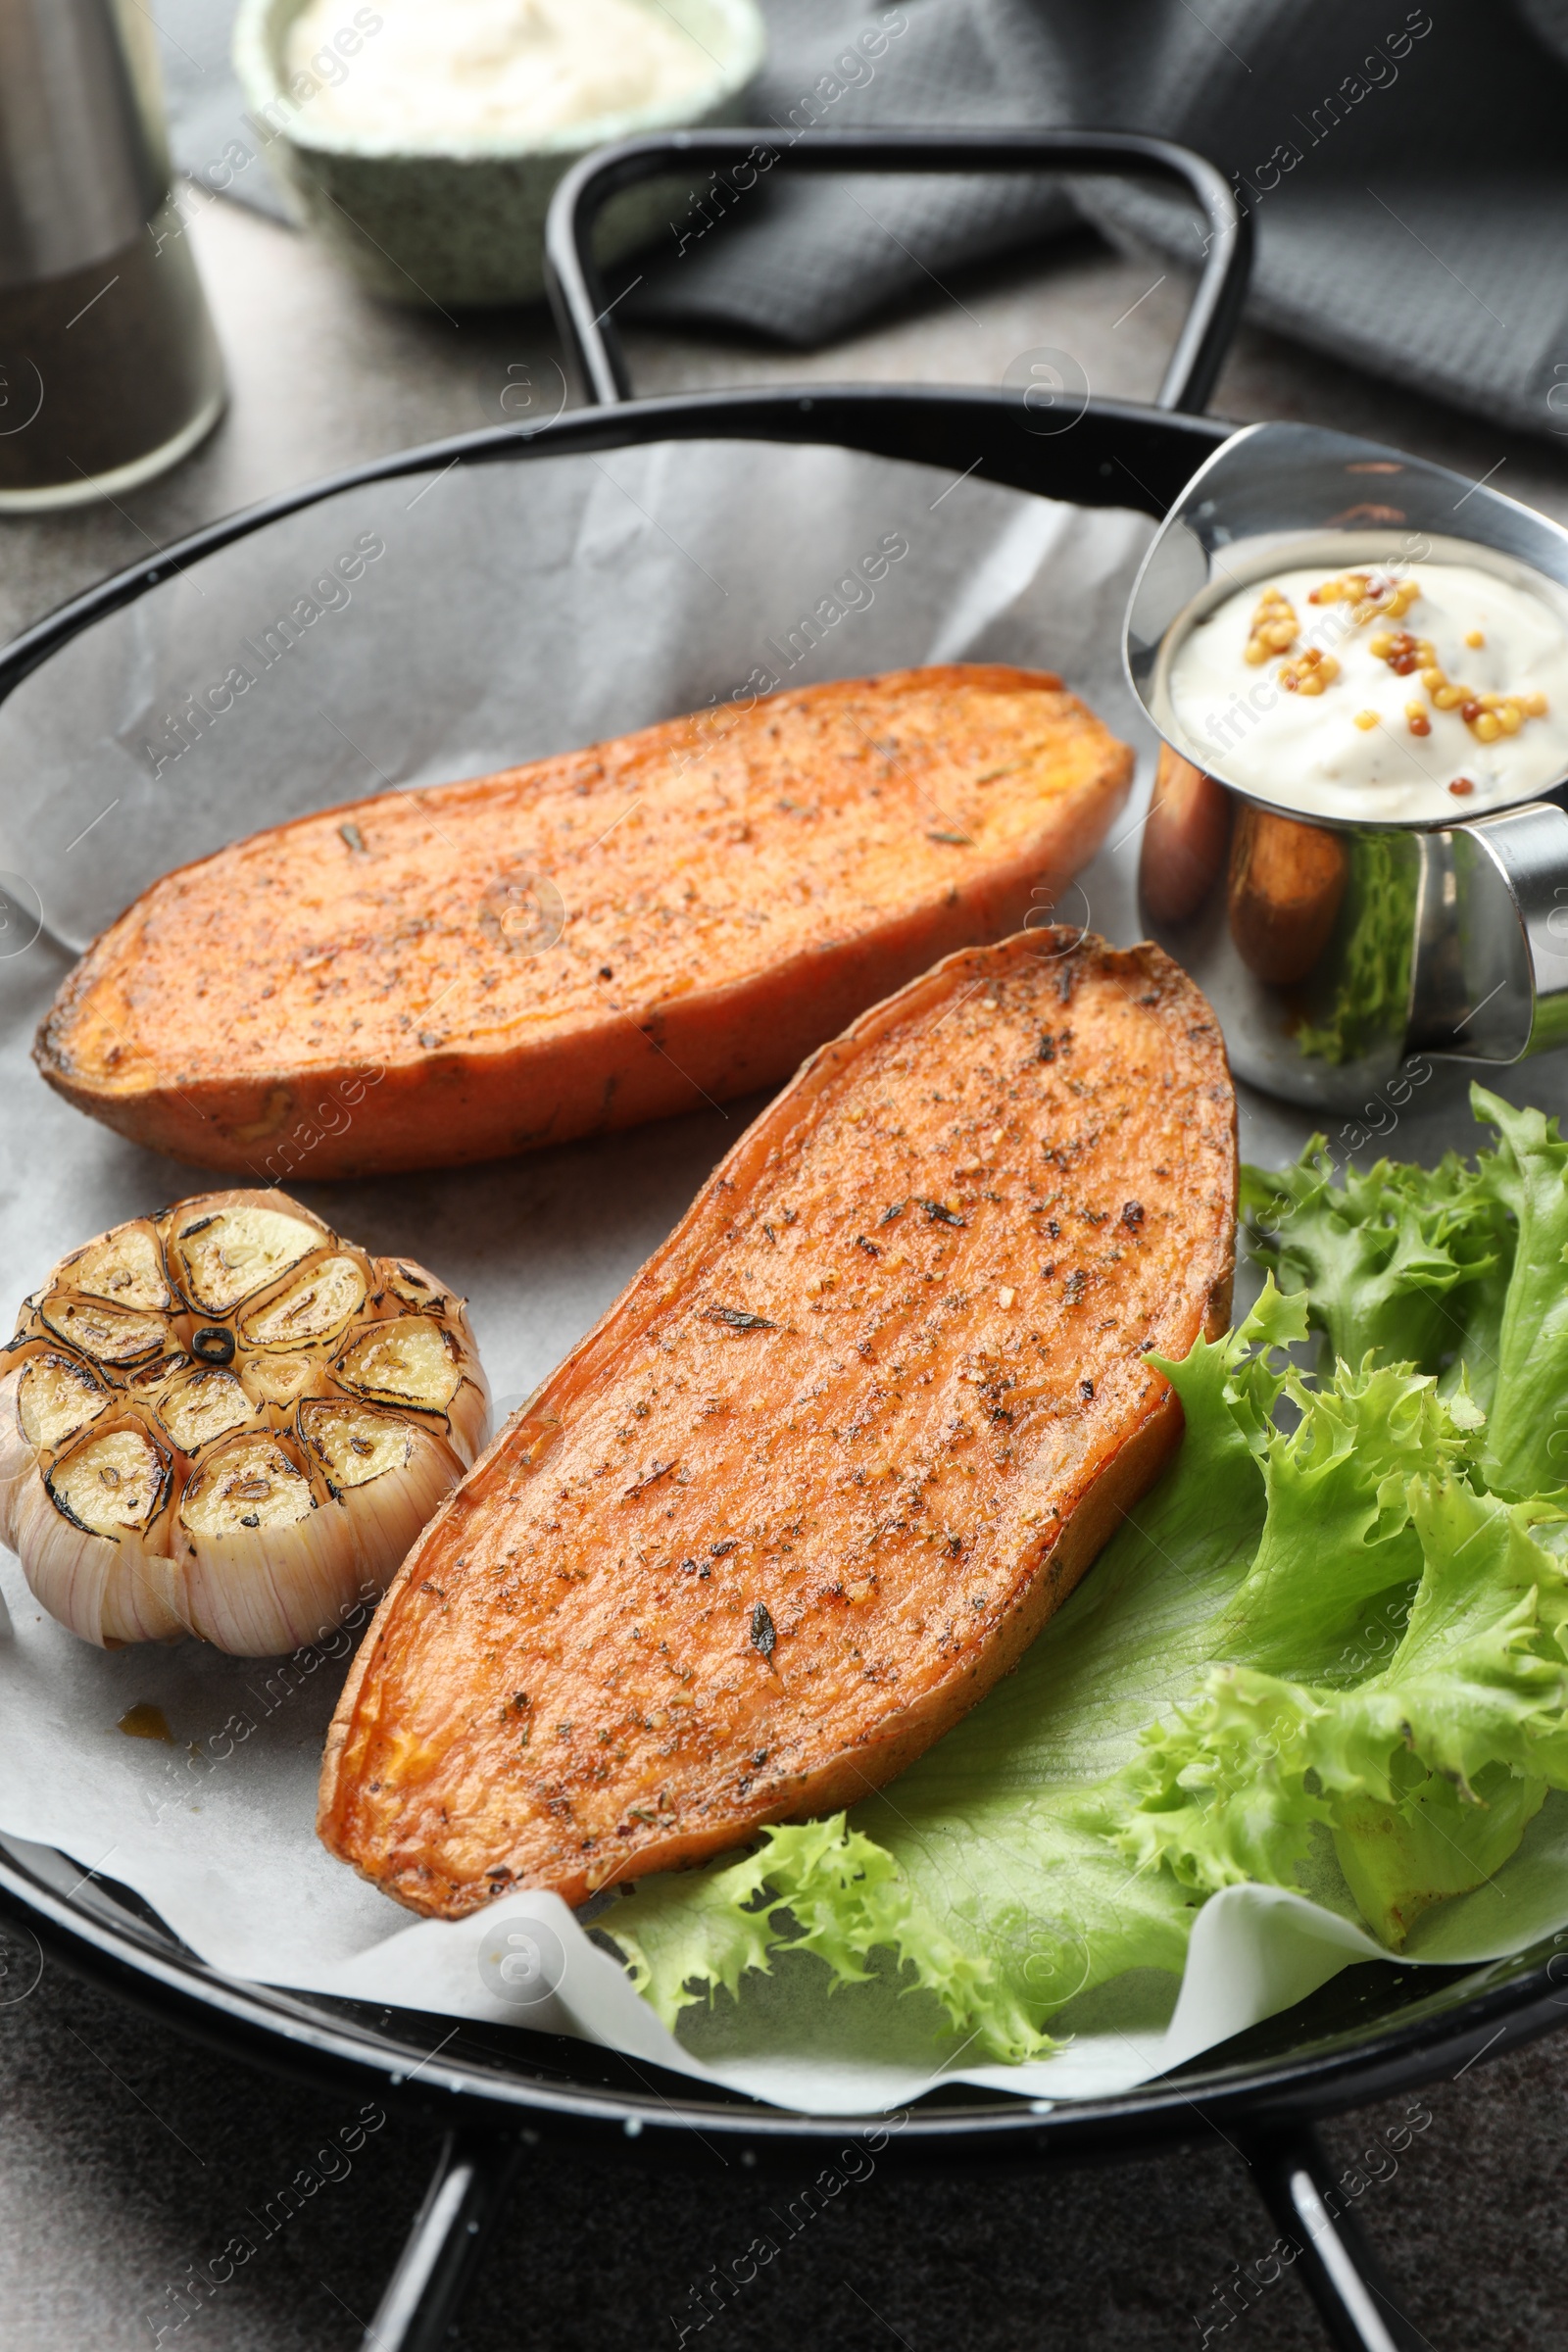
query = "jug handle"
xmin=1410 ymin=800 xmax=1568 ymax=1065
xmin=1446 ymin=803 xmax=1568 ymax=1063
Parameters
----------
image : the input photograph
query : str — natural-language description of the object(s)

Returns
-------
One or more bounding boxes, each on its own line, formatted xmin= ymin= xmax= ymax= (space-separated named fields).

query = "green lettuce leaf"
xmin=1241 ymin=1139 xmax=1505 ymax=1378
xmin=1469 ymin=1087 xmax=1568 ymax=1496
xmin=607 ymin=1295 xmax=1534 ymax=2058
xmin=604 ymin=1095 xmax=1568 ymax=2068
xmin=1120 ymin=1479 xmax=1568 ymax=1943
xmin=1208 ymin=1354 xmax=1481 ymax=1681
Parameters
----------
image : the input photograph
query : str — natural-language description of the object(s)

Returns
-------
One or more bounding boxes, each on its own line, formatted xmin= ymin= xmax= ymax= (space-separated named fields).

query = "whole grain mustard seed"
xmin=1373 ymin=620 xmax=1550 ymax=744
xmin=1170 ymin=560 xmax=1568 ymax=822
xmin=1245 ymin=584 xmax=1298 ymax=666
xmin=1370 ymin=628 xmax=1432 ymax=676
xmin=1279 ymin=646 xmax=1340 ymax=696
xmin=1309 ymin=567 xmax=1419 ymax=625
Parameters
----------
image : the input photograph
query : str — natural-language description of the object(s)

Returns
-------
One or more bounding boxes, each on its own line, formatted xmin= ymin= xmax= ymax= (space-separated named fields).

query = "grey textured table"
xmin=3 ymin=194 xmax=1568 ymax=2352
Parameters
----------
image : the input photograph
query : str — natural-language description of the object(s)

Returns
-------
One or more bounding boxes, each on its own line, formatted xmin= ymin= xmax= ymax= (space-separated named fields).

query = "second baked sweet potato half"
xmin=318 ymin=929 xmax=1237 ymax=1916
xmin=35 ymin=665 xmax=1130 ymax=1177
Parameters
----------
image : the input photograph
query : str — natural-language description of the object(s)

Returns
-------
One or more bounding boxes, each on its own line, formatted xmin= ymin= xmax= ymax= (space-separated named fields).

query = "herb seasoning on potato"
xmin=318 ymin=931 xmax=1236 ymax=1916
xmin=35 ymin=666 xmax=1131 ymax=1177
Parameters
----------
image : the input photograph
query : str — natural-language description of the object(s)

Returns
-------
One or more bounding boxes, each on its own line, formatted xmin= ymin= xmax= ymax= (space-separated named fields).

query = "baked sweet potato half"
xmin=318 ymin=929 xmax=1237 ymax=1916
xmin=35 ymin=666 xmax=1131 ymax=1179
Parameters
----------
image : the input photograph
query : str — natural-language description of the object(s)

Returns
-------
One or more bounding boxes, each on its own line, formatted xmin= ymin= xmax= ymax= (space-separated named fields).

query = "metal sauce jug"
xmin=0 ymin=0 xmax=224 ymax=510
xmin=1124 ymin=422 xmax=1568 ymax=1110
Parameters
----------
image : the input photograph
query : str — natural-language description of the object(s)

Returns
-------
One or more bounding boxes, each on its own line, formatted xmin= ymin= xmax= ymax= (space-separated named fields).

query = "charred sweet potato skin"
xmin=35 ymin=666 xmax=1131 ymax=1179
xmin=318 ymin=931 xmax=1236 ymax=1916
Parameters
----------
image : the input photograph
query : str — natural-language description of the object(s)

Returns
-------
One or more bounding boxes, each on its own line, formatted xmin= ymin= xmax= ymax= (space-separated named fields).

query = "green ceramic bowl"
xmin=232 ymin=0 xmax=766 ymax=307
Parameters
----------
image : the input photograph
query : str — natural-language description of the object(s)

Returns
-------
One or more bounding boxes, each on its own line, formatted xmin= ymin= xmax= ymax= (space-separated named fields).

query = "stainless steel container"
xmin=1123 ymin=421 xmax=1568 ymax=1111
xmin=0 ymin=0 xmax=224 ymax=509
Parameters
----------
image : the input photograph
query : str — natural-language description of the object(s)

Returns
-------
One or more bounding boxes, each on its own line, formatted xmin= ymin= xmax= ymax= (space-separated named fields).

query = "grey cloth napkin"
xmin=155 ymin=0 xmax=1568 ymax=440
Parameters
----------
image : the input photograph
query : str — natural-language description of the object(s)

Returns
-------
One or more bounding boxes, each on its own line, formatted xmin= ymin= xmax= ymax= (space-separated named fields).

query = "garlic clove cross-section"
xmin=0 ymin=1190 xmax=489 ymax=1654
xmin=177 ymin=1429 xmax=358 ymax=1658
xmin=299 ymin=1398 xmax=468 ymax=1602
xmin=19 ymin=1418 xmax=183 ymax=1646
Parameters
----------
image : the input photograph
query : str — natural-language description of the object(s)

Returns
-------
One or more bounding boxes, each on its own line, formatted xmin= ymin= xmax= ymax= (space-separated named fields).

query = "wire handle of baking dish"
xmin=545 ymin=125 xmax=1251 ymax=414
xmin=362 ymin=2125 xmax=522 ymax=2352
xmin=364 ymin=2115 xmax=1430 ymax=2352
xmin=1241 ymin=2126 xmax=1431 ymax=2352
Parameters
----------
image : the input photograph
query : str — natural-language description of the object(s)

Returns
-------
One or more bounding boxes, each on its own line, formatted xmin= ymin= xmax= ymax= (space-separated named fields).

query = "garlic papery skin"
xmin=0 ymin=1352 xmax=112 ymax=1548
xmin=0 ymin=1189 xmax=489 ymax=1653
xmin=175 ymin=1429 xmax=360 ymax=1656
xmin=17 ymin=1419 xmax=185 ymax=1645
xmin=0 ymin=1368 xmax=28 ymax=1525
xmin=299 ymin=1398 xmax=466 ymax=1597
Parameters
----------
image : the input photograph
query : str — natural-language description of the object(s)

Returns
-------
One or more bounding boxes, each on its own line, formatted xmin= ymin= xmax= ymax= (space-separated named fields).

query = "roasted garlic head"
xmin=0 ymin=1190 xmax=488 ymax=1654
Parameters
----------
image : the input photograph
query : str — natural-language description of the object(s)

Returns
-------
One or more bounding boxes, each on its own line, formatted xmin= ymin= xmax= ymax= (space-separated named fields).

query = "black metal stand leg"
xmin=364 ymin=2127 xmax=521 ymax=2352
xmin=1239 ymin=2127 xmax=1428 ymax=2352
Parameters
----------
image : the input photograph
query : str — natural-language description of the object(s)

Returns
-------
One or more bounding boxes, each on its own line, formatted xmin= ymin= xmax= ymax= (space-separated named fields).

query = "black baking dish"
xmin=0 ymin=129 xmax=1553 ymax=2352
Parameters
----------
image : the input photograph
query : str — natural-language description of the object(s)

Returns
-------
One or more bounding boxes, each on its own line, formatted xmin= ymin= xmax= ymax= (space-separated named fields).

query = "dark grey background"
xmin=4 ymin=1951 xmax=1566 ymax=2349
xmin=3 ymin=157 xmax=1568 ymax=2352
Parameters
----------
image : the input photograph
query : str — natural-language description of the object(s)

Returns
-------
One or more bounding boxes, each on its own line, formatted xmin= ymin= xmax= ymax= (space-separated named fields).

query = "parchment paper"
xmin=4 ymin=439 xmax=1566 ymax=2116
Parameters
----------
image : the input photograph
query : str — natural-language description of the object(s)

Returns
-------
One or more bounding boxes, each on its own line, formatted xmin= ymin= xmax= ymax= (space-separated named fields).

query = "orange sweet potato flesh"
xmin=34 ymin=666 xmax=1131 ymax=1179
xmin=318 ymin=929 xmax=1236 ymax=1916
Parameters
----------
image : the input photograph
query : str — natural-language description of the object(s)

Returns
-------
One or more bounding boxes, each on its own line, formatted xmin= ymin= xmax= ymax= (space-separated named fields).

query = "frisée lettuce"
xmin=605 ymin=1087 xmax=1568 ymax=2061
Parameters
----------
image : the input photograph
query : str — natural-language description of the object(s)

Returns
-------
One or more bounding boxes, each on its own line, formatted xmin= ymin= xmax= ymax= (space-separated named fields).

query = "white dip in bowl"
xmin=1168 ymin=556 xmax=1568 ymax=825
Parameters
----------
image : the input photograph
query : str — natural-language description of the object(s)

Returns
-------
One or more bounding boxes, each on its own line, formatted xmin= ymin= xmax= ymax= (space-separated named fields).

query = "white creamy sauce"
xmin=1168 ymin=561 xmax=1568 ymax=823
xmin=286 ymin=0 xmax=713 ymax=145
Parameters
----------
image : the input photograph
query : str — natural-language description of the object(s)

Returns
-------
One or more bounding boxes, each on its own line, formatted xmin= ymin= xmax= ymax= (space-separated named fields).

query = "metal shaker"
xmin=0 ymin=0 xmax=224 ymax=510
